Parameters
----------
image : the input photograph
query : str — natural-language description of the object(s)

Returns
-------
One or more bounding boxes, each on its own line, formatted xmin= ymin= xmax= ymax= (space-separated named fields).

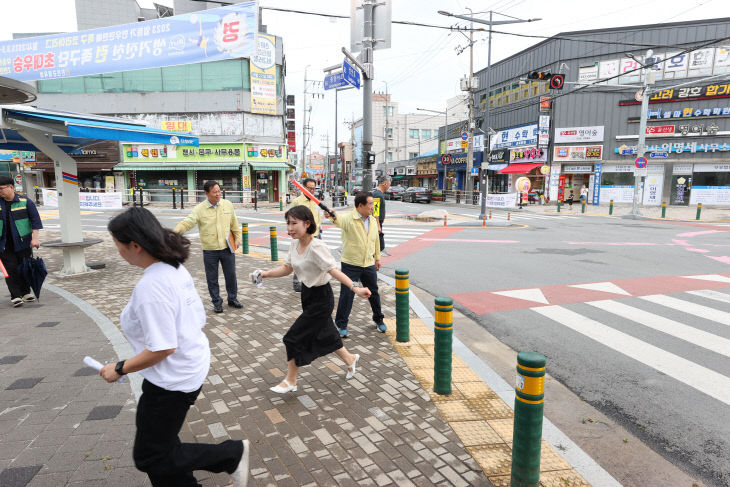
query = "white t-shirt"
xmin=285 ymin=238 xmax=338 ymax=288
xmin=121 ymin=262 xmax=210 ymax=393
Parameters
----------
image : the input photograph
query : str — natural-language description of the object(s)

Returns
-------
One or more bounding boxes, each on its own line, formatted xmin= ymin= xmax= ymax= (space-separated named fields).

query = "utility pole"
xmin=465 ymin=7 xmax=475 ymax=197
xmin=361 ymin=0 xmax=374 ymax=190
xmin=300 ymin=65 xmax=310 ymax=176
xmin=631 ymin=49 xmax=654 ymax=217
xmin=383 ymin=81 xmax=389 ymax=177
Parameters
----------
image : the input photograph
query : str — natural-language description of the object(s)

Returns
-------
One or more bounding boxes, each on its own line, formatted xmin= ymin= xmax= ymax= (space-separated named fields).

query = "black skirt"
xmin=283 ymin=282 xmax=344 ymax=367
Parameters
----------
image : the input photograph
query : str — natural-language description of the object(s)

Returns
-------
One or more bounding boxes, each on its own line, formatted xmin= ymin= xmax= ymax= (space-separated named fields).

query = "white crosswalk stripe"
xmin=639 ymin=294 xmax=730 ymax=326
xmin=455 ymin=212 xmax=579 ymax=221
xmin=276 ymin=225 xmax=432 ymax=251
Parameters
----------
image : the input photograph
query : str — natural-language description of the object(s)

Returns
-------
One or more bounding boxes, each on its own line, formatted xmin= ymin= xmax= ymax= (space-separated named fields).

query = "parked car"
xmin=402 ymin=187 xmax=432 ymax=203
xmin=352 ymin=185 xmax=362 ymax=193
xmin=385 ymin=185 xmax=406 ymax=200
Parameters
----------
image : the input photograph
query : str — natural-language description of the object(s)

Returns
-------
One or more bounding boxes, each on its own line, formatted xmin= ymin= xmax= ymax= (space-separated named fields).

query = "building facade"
xmin=469 ymin=17 xmax=730 ymax=206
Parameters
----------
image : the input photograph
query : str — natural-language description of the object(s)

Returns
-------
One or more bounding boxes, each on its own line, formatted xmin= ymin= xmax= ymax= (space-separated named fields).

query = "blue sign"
xmin=324 ymin=72 xmax=347 ymax=90
xmin=650 ymin=151 xmax=669 ymax=158
xmin=593 ymin=163 xmax=602 ymax=205
xmin=470 ymin=167 xmax=479 ymax=175
xmin=635 ymin=156 xmax=648 ymax=168
xmin=342 ymin=60 xmax=361 ymax=89
xmin=0 ymin=2 xmax=258 ymax=81
xmin=461 ymin=132 xmax=469 ymax=141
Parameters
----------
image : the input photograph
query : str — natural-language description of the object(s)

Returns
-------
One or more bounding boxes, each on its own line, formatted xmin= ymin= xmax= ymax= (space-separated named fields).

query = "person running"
xmin=289 ymin=178 xmax=322 ymax=292
xmin=325 ymin=192 xmax=386 ymax=338
xmin=371 ymin=175 xmax=391 ymax=256
xmin=100 ymin=207 xmax=249 ymax=487
xmin=174 ymin=180 xmax=242 ymax=313
xmin=257 ymin=205 xmax=369 ymax=393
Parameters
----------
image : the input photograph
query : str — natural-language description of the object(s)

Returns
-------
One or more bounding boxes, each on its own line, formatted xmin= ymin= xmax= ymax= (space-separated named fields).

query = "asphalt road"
xmin=40 ymin=200 xmax=730 ymax=486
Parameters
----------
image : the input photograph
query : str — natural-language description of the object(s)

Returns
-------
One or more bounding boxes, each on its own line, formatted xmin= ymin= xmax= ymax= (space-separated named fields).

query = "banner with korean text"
xmin=0 ymin=2 xmax=258 ymax=81
xmin=250 ymin=33 xmax=277 ymax=115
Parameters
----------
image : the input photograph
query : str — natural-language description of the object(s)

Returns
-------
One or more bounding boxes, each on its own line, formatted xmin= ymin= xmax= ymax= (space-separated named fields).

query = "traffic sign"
xmin=342 ymin=60 xmax=361 ymax=89
xmin=634 ymin=156 xmax=648 ymax=168
xmin=441 ymin=154 xmax=452 ymax=165
xmin=650 ymin=151 xmax=669 ymax=158
xmin=324 ymin=72 xmax=348 ymax=90
xmin=14 ymin=174 xmax=22 ymax=185
xmin=460 ymin=140 xmax=468 ymax=148
xmin=461 ymin=131 xmax=468 ymax=141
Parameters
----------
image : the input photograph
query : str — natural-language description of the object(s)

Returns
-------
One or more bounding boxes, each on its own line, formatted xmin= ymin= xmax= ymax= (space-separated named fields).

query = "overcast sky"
xmin=0 ymin=0 xmax=723 ymax=158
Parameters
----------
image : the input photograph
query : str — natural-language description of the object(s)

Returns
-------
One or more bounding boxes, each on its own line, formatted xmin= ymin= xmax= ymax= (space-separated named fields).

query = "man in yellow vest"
xmin=289 ymin=178 xmax=322 ymax=292
xmin=325 ymin=192 xmax=385 ymax=338
xmin=174 ymin=180 xmax=242 ymax=313
xmin=0 ymin=176 xmax=43 ymax=307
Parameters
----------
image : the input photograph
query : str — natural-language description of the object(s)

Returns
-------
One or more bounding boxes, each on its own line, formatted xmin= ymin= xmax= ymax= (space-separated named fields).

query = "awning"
xmin=497 ymin=162 xmax=544 ymax=174
xmin=115 ymin=162 xmax=242 ymax=171
xmin=248 ymin=161 xmax=292 ymax=171
xmin=487 ymin=163 xmax=508 ymax=172
xmin=3 ymin=107 xmax=199 ymax=147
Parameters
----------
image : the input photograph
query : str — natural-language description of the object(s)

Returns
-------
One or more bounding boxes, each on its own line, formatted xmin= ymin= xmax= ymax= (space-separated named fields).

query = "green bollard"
xmin=269 ymin=226 xmax=278 ymax=261
xmin=511 ymin=352 xmax=546 ymax=487
xmin=433 ymin=297 xmax=453 ymax=395
xmin=661 ymin=202 xmax=667 ymax=218
xmin=395 ymin=269 xmax=410 ymax=342
xmin=581 ymin=200 xmax=586 ymax=213
xmin=609 ymin=199 xmax=614 ymax=215
xmin=242 ymin=223 xmax=249 ymax=255
xmin=556 ymin=201 xmax=561 ymax=213
xmin=279 ymin=196 xmax=283 ymax=211
xmin=696 ymin=203 xmax=702 ymax=220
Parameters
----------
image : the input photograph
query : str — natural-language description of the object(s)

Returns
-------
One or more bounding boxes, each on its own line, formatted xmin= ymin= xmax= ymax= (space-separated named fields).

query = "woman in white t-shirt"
xmin=99 ymin=207 xmax=249 ymax=487
xmin=258 ymin=205 xmax=370 ymax=394
xmin=580 ymin=184 xmax=589 ymax=203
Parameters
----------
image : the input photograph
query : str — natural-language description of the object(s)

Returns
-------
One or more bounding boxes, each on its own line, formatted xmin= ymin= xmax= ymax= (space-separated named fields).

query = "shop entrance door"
xmin=272 ymin=171 xmax=279 ymax=202
xmin=670 ymin=175 xmax=691 ymax=205
xmin=256 ymin=172 xmax=269 ymax=202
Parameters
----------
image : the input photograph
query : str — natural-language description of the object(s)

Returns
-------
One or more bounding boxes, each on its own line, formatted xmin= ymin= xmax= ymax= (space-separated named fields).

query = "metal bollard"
xmin=557 ymin=201 xmax=561 ymax=213
xmin=269 ymin=226 xmax=278 ymax=261
xmin=172 ymin=188 xmax=177 ymax=209
xmin=581 ymin=200 xmax=586 ymax=213
xmin=279 ymin=196 xmax=283 ymax=211
xmin=180 ymin=188 xmax=185 ymax=210
xmin=433 ymin=297 xmax=453 ymax=395
xmin=34 ymin=187 xmax=40 ymax=205
xmin=489 ymin=210 xmax=492 ymax=220
xmin=241 ymin=223 xmax=249 ymax=254
xmin=395 ymin=269 xmax=409 ymax=342
xmin=511 ymin=352 xmax=546 ymax=487
xmin=456 ymin=190 xmax=461 ymax=204
xmin=222 ymin=188 xmax=226 ymax=200
xmin=609 ymin=199 xmax=614 ymax=215
xmin=507 ymin=212 xmax=511 ymax=221
xmin=443 ymin=214 xmax=447 ymax=227
xmin=696 ymin=203 xmax=702 ymax=220
xmin=254 ymin=191 xmax=258 ymax=211
xmin=661 ymin=202 xmax=667 ymax=218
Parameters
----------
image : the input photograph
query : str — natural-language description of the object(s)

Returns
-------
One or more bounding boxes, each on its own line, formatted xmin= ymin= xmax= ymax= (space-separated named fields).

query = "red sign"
xmin=441 ymin=154 xmax=452 ymax=165
xmin=646 ymin=125 xmax=675 ymax=136
xmin=14 ymin=174 xmax=22 ymax=185
xmin=539 ymin=96 xmax=551 ymax=112
xmin=635 ymin=156 xmax=648 ymax=168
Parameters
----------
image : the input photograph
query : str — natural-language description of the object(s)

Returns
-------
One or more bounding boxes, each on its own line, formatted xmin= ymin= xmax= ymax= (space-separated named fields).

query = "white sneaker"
xmin=232 ymin=439 xmax=249 ymax=486
xmin=346 ymin=354 xmax=360 ymax=380
xmin=11 ymin=297 xmax=23 ymax=307
xmin=22 ymin=293 xmax=35 ymax=303
xmin=269 ymin=379 xmax=297 ymax=394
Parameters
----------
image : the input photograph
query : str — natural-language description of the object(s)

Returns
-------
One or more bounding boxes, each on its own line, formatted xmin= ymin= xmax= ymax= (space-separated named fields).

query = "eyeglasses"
xmin=0 ymin=185 xmax=13 ymax=191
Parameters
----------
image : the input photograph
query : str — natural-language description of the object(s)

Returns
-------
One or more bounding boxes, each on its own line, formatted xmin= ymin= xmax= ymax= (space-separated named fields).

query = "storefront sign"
xmin=12 ymin=151 xmax=36 ymax=162
xmin=446 ymin=134 xmax=484 ymax=151
xmin=693 ymin=163 xmax=730 ymax=172
xmin=553 ymin=145 xmax=603 ymax=162
xmin=396 ymin=167 xmax=406 ymax=175
xmin=646 ymin=105 xmax=730 ymax=120
xmin=619 ymin=82 xmax=730 ymax=106
xmin=578 ymin=64 xmax=598 ymax=82
xmin=643 ymin=174 xmax=663 ymax=206
xmin=615 ymin=142 xmax=730 ymax=155
xmin=42 ymin=189 xmax=122 ymax=209
xmin=646 ymin=125 xmax=675 ymax=136
xmin=549 ymin=164 xmax=561 ymax=202
xmin=510 ymin=147 xmax=546 ymax=163
xmin=538 ymin=115 xmax=550 ymax=147
xmin=160 ymin=121 xmax=192 ymax=133
xmin=250 ymin=33 xmax=277 ymax=115
xmin=673 ymin=164 xmax=693 ymax=174
xmin=406 ymin=166 xmax=416 ymax=175
xmin=489 ymin=149 xmax=509 ymax=163
xmin=491 ymin=123 xmax=538 ymax=150
xmin=592 ymin=163 xmax=602 ymax=205
xmin=123 ymin=143 xmax=243 ymax=162
xmin=539 ymin=96 xmax=551 ymax=111
xmin=0 ymin=2 xmax=258 ymax=81
xmin=555 ymin=126 xmax=604 ymax=143
xmin=562 ymin=165 xmax=594 ymax=173
xmin=245 ymin=144 xmax=286 ymax=162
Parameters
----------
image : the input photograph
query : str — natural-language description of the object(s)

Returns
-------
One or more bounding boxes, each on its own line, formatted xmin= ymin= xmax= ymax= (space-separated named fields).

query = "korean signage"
xmin=693 ymin=163 xmax=730 ymax=172
xmin=647 ymin=105 xmax=730 ymax=120
xmin=553 ymin=145 xmax=603 ymax=162
xmin=619 ymin=82 xmax=730 ymax=106
xmin=123 ymin=143 xmax=243 ymax=162
xmin=614 ymin=142 xmax=730 ymax=155
xmin=592 ymin=163 xmax=602 ymax=205
xmin=562 ymin=165 xmax=594 ymax=173
xmin=250 ymin=33 xmax=277 ymax=115
xmin=510 ymin=147 xmax=546 ymax=163
xmin=42 ymin=189 xmax=122 ymax=209
xmin=555 ymin=126 xmax=604 ymax=143
xmin=646 ymin=125 xmax=675 ymax=136
xmin=160 ymin=121 xmax=192 ymax=133
xmin=245 ymin=144 xmax=287 ymax=162
xmin=538 ymin=115 xmax=550 ymax=146
xmin=446 ymin=134 xmax=483 ymax=152
xmin=490 ymin=123 xmax=538 ymax=150
xmin=489 ymin=149 xmax=510 ymax=163
xmin=0 ymin=2 xmax=258 ymax=81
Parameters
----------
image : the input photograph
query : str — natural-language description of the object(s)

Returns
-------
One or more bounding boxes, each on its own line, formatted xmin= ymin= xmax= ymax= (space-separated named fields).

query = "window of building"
xmin=37 ymin=76 xmax=85 ymax=94
xmin=409 ymin=152 xmax=418 ymax=159
xmin=409 ymin=129 xmax=419 ymax=139
xmin=123 ymin=67 xmax=163 ymax=92
xmin=694 ymin=172 xmax=730 ymax=186
xmin=385 ymin=127 xmax=393 ymax=138
xmin=383 ymin=105 xmax=393 ymax=116
xmin=421 ymin=129 xmax=431 ymax=139
xmin=162 ymin=64 xmax=203 ymax=91
xmin=83 ymin=72 xmax=123 ymax=93
xmin=387 ymin=152 xmax=393 ymax=162
xmin=202 ymin=59 xmax=244 ymax=91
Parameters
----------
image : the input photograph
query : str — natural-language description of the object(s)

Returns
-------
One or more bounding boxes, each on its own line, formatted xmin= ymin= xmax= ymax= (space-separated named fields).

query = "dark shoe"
xmin=228 ymin=299 xmax=243 ymax=309
xmin=213 ymin=303 xmax=224 ymax=313
xmin=293 ymin=281 xmax=302 ymax=292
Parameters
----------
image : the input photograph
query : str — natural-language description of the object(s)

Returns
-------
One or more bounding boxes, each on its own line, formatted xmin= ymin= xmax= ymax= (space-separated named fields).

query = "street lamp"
xmin=438 ymin=10 xmax=540 ymax=220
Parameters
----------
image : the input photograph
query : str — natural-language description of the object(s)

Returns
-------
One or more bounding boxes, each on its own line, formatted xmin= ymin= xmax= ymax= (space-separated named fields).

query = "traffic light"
xmin=527 ymin=71 xmax=552 ymax=80
xmin=549 ymin=74 xmax=565 ymax=90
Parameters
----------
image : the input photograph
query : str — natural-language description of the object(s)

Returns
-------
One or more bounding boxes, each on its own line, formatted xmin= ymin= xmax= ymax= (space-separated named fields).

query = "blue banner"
xmin=0 ymin=2 xmax=258 ymax=81
xmin=593 ymin=163 xmax=602 ymax=205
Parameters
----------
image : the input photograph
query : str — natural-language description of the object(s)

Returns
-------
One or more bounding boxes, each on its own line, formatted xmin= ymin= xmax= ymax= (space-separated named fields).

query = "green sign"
xmin=123 ymin=143 xmax=244 ymax=163
xmin=245 ymin=143 xmax=287 ymax=162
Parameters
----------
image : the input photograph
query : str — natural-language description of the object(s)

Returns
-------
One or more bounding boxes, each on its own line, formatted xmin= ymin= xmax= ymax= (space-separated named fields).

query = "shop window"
xmin=123 ymin=67 xmax=163 ymax=92
xmin=38 ymin=76 xmax=85 ymax=94
xmin=601 ymin=173 xmax=635 ymax=186
xmin=202 ymin=59 xmax=244 ymax=91
xmin=162 ymin=64 xmax=203 ymax=92
xmin=693 ymin=172 xmax=730 ymax=186
xmin=84 ymin=72 xmax=124 ymax=93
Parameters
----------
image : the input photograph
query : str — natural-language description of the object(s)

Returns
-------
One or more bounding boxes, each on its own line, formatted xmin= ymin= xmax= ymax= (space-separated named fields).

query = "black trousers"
xmin=202 ymin=249 xmax=237 ymax=305
xmin=1 ymin=246 xmax=31 ymax=299
xmin=335 ymin=262 xmax=384 ymax=330
xmin=134 ymin=379 xmax=243 ymax=487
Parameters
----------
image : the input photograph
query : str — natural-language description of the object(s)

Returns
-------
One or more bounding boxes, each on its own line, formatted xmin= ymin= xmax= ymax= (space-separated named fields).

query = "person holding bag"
xmin=100 ymin=207 xmax=249 ymax=487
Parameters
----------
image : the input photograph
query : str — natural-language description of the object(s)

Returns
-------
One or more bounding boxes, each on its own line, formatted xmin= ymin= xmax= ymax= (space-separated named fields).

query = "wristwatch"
xmin=115 ymin=360 xmax=127 ymax=376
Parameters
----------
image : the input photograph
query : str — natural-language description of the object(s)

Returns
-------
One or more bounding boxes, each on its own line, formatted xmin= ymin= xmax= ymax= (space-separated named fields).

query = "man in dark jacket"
xmin=0 ymin=176 xmax=43 ymax=307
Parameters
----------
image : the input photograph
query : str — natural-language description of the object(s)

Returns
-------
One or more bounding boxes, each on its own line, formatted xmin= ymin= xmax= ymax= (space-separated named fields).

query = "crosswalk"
xmin=275 ymin=225 xmax=431 ymax=251
xmin=532 ymin=289 xmax=730 ymax=405
xmin=455 ymin=211 xmax=580 ymax=222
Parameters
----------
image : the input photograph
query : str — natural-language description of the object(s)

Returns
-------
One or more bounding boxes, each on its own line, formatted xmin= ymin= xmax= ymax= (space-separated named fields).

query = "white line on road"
xmin=640 ymin=294 xmax=730 ymax=326
xmin=533 ymin=305 xmax=730 ymax=405
xmin=687 ymin=289 xmax=730 ymax=305
xmin=587 ymin=299 xmax=730 ymax=357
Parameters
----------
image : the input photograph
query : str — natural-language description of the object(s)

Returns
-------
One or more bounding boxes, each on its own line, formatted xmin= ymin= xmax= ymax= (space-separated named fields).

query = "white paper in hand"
xmin=83 ymin=356 xmax=126 ymax=383
xmin=250 ymin=269 xmax=263 ymax=288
